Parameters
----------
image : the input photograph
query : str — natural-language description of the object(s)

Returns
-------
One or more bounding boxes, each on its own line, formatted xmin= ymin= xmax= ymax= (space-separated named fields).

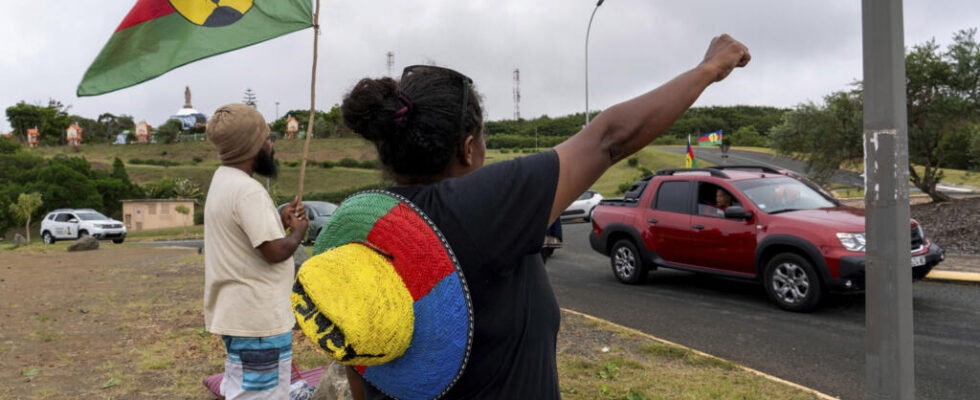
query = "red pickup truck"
xmin=588 ymin=166 xmax=945 ymax=312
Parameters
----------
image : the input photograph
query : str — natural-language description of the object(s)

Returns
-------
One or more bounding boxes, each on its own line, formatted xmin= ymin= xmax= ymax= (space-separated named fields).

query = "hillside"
xmin=24 ymin=139 xmax=698 ymax=199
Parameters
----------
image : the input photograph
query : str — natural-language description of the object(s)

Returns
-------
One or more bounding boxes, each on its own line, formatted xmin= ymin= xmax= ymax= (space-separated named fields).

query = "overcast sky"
xmin=1 ymin=0 xmax=978 ymax=134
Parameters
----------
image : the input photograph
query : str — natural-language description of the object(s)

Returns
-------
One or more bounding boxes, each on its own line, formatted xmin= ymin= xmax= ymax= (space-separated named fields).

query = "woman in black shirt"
xmin=338 ymin=34 xmax=750 ymax=399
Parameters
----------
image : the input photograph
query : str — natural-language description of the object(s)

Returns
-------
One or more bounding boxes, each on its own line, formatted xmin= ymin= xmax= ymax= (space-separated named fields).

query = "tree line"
xmin=769 ymin=28 xmax=980 ymax=202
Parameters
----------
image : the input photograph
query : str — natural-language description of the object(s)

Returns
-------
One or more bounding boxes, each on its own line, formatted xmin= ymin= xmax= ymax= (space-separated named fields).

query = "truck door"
xmin=53 ymin=213 xmax=72 ymax=238
xmin=689 ymin=182 xmax=757 ymax=275
xmin=642 ymin=180 xmax=696 ymax=266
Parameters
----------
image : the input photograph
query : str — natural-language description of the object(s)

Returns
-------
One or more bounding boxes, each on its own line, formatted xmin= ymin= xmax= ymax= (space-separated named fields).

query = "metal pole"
xmin=862 ymin=0 xmax=914 ymax=398
xmin=275 ymin=101 xmax=280 ymax=120
xmin=585 ymin=0 xmax=605 ymax=126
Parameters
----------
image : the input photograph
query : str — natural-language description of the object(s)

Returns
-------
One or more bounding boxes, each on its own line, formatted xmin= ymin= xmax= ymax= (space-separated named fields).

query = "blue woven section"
xmin=363 ymin=274 xmax=468 ymax=400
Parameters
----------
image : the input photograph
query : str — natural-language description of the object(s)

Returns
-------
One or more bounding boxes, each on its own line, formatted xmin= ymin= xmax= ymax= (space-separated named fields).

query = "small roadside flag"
xmin=697 ymin=130 xmax=723 ymax=146
xmin=78 ymin=0 xmax=314 ymax=96
xmin=685 ymin=134 xmax=697 ymax=168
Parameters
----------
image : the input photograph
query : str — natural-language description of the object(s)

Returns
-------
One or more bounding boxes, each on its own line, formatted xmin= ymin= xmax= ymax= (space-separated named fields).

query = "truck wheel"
xmin=78 ymin=230 xmax=90 ymax=239
xmin=764 ymin=253 xmax=823 ymax=312
xmin=42 ymin=231 xmax=55 ymax=245
xmin=611 ymin=239 xmax=647 ymax=284
xmin=113 ymin=238 xmax=125 ymax=244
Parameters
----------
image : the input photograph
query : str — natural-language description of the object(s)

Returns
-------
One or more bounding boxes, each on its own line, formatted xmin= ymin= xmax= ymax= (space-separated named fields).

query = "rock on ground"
xmin=67 ymin=236 xmax=99 ymax=252
xmin=310 ymin=361 xmax=353 ymax=400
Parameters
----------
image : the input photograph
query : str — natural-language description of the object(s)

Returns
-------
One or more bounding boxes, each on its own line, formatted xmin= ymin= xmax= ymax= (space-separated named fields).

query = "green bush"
xmin=129 ymin=158 xmax=180 ymax=167
xmin=338 ymin=158 xmax=360 ymax=168
xmin=191 ymin=156 xmax=203 ymax=164
xmin=627 ymin=157 xmax=639 ymax=167
xmin=617 ymin=181 xmax=634 ymax=194
xmin=194 ymin=206 xmax=204 ymax=225
xmin=500 ymin=148 xmax=511 ymax=154
xmin=319 ymin=160 xmax=335 ymax=168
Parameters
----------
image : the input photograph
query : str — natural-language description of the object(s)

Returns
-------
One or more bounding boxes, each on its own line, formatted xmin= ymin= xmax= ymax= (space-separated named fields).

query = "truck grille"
xmin=910 ymin=226 xmax=924 ymax=252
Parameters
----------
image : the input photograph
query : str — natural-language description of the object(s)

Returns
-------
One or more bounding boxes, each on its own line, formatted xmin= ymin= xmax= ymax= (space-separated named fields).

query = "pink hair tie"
xmin=393 ymin=93 xmax=413 ymax=122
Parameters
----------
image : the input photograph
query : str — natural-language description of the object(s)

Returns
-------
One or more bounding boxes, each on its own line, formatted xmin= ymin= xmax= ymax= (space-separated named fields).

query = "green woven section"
xmin=312 ymin=192 xmax=399 ymax=256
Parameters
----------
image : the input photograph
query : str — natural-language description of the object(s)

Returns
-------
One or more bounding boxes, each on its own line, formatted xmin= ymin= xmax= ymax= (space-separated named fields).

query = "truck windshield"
xmin=732 ymin=177 xmax=836 ymax=214
xmin=76 ymin=212 xmax=110 ymax=221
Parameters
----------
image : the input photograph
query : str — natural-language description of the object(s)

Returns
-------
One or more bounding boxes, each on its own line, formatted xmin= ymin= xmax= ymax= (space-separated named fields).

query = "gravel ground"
xmin=911 ymin=197 xmax=980 ymax=255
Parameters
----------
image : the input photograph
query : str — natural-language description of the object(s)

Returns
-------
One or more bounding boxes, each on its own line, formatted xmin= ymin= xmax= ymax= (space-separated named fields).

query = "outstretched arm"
xmin=551 ymin=34 xmax=750 ymax=222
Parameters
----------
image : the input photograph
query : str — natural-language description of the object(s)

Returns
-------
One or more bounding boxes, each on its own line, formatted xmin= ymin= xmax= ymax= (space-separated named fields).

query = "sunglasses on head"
xmin=401 ymin=65 xmax=474 ymax=133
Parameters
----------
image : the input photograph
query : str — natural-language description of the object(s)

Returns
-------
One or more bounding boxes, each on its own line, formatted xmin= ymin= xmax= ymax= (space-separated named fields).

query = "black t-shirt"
xmin=361 ymin=150 xmax=562 ymax=399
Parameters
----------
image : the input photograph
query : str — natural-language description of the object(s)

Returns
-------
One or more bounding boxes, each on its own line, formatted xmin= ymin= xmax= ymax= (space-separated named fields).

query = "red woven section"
xmin=115 ymin=0 xmax=176 ymax=32
xmin=355 ymin=365 xmax=366 ymax=374
xmin=367 ymin=203 xmax=454 ymax=301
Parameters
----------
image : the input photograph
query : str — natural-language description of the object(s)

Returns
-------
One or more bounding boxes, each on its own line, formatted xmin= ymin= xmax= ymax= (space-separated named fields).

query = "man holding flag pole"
xmin=77 ymin=0 xmax=334 ymax=398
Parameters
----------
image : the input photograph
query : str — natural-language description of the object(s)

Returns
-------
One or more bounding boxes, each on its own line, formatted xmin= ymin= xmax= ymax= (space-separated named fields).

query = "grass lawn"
xmin=591 ymin=148 xmax=715 ymax=197
xmin=126 ymin=225 xmax=204 ymax=242
xmin=0 ymin=247 xmax=825 ymax=399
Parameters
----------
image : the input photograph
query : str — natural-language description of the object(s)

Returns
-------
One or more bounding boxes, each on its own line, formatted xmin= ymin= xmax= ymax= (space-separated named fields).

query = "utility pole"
xmin=387 ymin=52 xmax=395 ymax=77
xmin=513 ymin=68 xmax=521 ymax=120
xmin=862 ymin=0 xmax=914 ymax=399
xmin=275 ymin=101 xmax=280 ymax=120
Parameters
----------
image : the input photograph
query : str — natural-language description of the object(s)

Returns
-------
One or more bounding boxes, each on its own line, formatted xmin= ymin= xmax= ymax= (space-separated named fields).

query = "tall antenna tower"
xmin=386 ymin=52 xmax=395 ymax=76
xmin=513 ymin=68 xmax=521 ymax=120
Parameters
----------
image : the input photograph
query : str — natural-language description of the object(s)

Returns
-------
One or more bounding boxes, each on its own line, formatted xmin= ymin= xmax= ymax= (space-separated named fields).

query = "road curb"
xmin=562 ymin=308 xmax=840 ymax=400
xmin=925 ymin=270 xmax=980 ymax=283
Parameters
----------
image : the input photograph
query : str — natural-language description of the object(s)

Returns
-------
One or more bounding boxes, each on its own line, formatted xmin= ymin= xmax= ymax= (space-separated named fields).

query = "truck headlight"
xmin=836 ymin=232 xmax=866 ymax=252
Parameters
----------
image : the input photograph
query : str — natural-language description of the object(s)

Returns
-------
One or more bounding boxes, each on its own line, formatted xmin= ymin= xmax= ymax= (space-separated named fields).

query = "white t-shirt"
xmin=203 ymin=166 xmax=295 ymax=337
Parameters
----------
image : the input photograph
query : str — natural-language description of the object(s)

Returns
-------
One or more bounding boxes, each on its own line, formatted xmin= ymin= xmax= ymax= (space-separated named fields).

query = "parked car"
xmin=277 ymin=200 xmax=337 ymax=243
xmin=40 ymin=208 xmax=127 ymax=244
xmin=561 ymin=189 xmax=604 ymax=222
xmin=589 ymin=166 xmax=945 ymax=312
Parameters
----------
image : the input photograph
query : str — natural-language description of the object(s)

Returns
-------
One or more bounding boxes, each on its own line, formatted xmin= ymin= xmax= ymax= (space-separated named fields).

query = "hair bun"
xmin=341 ymin=77 xmax=400 ymax=142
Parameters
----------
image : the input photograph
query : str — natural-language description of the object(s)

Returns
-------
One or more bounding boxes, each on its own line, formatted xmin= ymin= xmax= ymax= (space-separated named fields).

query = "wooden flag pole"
xmin=297 ymin=0 xmax=321 ymax=202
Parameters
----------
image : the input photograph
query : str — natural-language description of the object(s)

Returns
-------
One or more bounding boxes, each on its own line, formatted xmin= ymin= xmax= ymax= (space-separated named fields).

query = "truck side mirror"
xmin=68 ymin=218 xmax=79 ymax=224
xmin=724 ymin=206 xmax=752 ymax=220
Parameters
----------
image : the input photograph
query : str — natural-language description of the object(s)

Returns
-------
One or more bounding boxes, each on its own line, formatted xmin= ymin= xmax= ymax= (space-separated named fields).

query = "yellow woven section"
xmin=293 ymin=243 xmax=414 ymax=365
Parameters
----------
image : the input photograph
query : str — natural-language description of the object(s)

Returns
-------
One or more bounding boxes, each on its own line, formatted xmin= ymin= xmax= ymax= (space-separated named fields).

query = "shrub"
xmin=627 ymin=157 xmax=639 ymax=167
xmin=617 ymin=181 xmax=634 ymax=194
xmin=338 ymin=158 xmax=360 ymax=168
xmin=304 ymin=182 xmax=392 ymax=204
xmin=500 ymin=148 xmax=511 ymax=154
xmin=191 ymin=156 xmax=203 ymax=164
xmin=319 ymin=160 xmax=335 ymax=169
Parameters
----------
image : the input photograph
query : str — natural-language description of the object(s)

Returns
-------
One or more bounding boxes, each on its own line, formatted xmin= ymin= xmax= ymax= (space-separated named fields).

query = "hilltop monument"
xmin=170 ymin=85 xmax=207 ymax=131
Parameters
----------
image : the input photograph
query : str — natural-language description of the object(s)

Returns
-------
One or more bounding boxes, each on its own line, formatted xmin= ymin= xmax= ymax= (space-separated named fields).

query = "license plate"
xmin=911 ymin=255 xmax=926 ymax=267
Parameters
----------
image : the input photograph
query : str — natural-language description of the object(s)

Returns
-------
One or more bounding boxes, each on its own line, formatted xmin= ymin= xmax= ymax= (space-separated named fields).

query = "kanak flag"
xmin=78 ymin=0 xmax=313 ymax=96
xmin=697 ymin=130 xmax=723 ymax=146
xmin=685 ymin=134 xmax=697 ymax=168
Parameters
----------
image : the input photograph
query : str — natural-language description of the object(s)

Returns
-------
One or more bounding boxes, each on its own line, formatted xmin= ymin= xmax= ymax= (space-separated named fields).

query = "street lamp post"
xmin=585 ymin=0 xmax=605 ymax=126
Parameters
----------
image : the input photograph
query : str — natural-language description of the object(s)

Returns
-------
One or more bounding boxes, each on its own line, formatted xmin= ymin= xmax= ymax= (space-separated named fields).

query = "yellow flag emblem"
xmin=169 ymin=0 xmax=253 ymax=27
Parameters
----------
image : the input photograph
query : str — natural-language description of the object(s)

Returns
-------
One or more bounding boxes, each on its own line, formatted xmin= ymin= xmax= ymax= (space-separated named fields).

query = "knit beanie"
xmin=206 ymin=103 xmax=270 ymax=165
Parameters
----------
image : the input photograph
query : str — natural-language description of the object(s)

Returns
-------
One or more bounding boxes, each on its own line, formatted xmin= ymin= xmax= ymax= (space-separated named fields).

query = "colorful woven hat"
xmin=292 ymin=190 xmax=473 ymax=400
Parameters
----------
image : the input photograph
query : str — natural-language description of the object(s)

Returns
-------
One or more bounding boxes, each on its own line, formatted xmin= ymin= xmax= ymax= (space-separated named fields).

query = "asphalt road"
xmin=548 ymin=222 xmax=980 ymax=400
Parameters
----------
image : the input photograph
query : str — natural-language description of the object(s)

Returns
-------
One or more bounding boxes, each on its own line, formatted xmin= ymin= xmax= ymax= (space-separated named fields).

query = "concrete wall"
xmin=122 ymin=200 xmax=195 ymax=232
